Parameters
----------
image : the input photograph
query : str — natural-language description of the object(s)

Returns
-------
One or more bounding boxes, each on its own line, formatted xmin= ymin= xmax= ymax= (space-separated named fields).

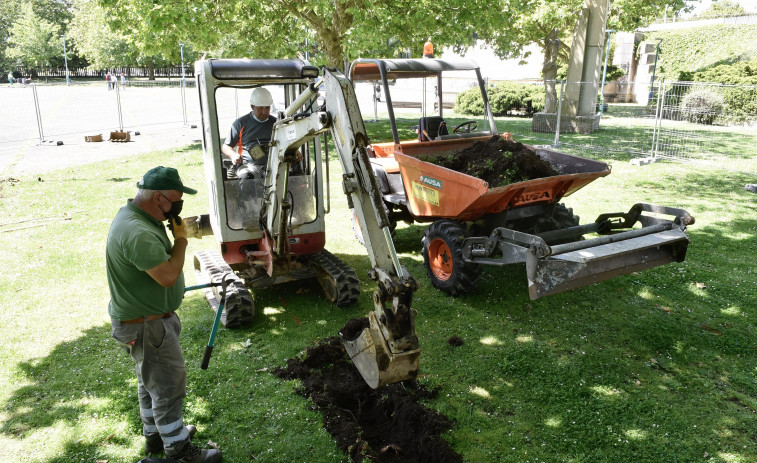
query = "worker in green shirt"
xmin=106 ymin=166 xmax=222 ymax=463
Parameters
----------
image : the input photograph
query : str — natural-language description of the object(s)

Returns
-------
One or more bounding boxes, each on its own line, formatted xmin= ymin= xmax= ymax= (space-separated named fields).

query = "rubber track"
xmin=194 ymin=250 xmax=254 ymax=328
xmin=307 ymin=249 xmax=361 ymax=306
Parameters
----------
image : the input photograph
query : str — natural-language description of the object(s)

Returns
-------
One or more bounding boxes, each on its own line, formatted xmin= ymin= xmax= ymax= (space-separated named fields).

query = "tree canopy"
xmin=6 ymin=3 xmax=63 ymax=68
xmin=94 ymin=0 xmax=492 ymax=68
xmin=0 ymin=0 xmax=699 ymax=82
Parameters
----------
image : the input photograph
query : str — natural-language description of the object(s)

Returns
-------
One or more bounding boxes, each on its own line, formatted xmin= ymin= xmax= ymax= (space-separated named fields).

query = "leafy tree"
xmin=0 ymin=1 xmax=22 ymax=74
xmin=6 ymin=3 xmax=62 ymax=69
xmin=478 ymin=0 xmax=690 ymax=112
xmin=95 ymin=0 xmax=488 ymax=69
xmin=68 ymin=0 xmax=136 ymax=69
xmin=1 ymin=0 xmax=75 ymax=72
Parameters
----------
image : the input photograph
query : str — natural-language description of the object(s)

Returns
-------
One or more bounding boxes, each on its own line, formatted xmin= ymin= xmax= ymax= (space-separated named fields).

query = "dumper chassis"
xmin=348 ymin=58 xmax=694 ymax=300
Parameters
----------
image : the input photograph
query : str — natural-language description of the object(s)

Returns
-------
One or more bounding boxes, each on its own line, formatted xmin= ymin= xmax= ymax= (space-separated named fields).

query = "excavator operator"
xmin=221 ymin=87 xmax=276 ymax=179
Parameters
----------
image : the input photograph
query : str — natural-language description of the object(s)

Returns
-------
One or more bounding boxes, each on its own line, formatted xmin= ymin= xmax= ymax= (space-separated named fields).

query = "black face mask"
xmin=160 ymin=193 xmax=184 ymax=222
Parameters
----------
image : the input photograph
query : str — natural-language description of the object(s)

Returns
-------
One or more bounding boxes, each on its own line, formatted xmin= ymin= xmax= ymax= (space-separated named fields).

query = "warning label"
xmin=411 ymin=181 xmax=440 ymax=206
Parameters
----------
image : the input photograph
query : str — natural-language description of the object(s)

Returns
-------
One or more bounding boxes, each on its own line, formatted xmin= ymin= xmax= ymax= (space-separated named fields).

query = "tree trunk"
xmin=148 ymin=61 xmax=155 ymax=80
xmin=542 ymin=29 xmax=561 ymax=113
xmin=284 ymin=0 xmax=355 ymax=68
xmin=625 ymin=34 xmax=640 ymax=103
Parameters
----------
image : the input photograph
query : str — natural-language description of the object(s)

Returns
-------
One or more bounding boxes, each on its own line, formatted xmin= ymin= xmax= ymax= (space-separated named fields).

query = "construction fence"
xmin=0 ymin=80 xmax=201 ymax=148
xmin=2 ymin=78 xmax=755 ymax=175
xmin=358 ymin=77 xmax=757 ymax=175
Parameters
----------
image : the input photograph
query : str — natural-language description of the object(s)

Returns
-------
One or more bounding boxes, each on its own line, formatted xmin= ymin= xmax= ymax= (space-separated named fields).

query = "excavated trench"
xmin=273 ymin=330 xmax=462 ymax=463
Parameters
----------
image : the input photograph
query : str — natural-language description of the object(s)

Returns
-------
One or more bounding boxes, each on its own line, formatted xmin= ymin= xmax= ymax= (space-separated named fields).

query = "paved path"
xmin=0 ymin=123 xmax=202 ymax=177
xmin=0 ymin=81 xmax=432 ymax=178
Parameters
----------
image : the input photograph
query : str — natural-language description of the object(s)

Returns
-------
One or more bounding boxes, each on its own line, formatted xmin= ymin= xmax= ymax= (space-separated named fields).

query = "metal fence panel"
xmin=118 ymin=83 xmax=197 ymax=130
xmin=652 ymin=81 xmax=757 ymax=173
xmin=510 ymin=80 xmax=658 ymax=160
xmin=35 ymin=84 xmax=120 ymax=139
xmin=0 ymin=85 xmax=42 ymax=145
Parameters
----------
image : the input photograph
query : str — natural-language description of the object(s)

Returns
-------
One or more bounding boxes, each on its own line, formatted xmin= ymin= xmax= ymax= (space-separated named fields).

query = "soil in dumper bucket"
xmin=435 ymin=136 xmax=559 ymax=187
xmin=273 ymin=327 xmax=462 ymax=463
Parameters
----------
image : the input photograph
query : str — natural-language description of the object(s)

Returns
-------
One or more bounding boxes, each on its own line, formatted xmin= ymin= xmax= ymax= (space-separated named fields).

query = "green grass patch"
xmin=1 ymin=121 xmax=756 ymax=462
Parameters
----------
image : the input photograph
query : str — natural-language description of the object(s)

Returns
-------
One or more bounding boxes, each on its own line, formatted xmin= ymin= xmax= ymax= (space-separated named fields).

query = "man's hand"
xmin=170 ymin=217 xmax=187 ymax=240
xmin=233 ymin=152 xmax=243 ymax=165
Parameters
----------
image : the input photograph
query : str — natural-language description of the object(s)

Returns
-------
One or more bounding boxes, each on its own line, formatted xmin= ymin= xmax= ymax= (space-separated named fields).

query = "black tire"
xmin=506 ymin=203 xmax=580 ymax=238
xmin=551 ymin=203 xmax=580 ymax=229
xmin=421 ymin=220 xmax=482 ymax=297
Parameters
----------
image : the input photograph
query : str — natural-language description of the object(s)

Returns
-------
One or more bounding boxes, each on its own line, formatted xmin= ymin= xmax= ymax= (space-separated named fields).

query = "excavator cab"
xmin=191 ymin=59 xmax=421 ymax=388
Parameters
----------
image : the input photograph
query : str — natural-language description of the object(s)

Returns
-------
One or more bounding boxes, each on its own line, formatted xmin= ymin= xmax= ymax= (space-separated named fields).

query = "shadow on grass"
xmin=0 ymin=323 xmax=141 ymax=461
xmin=411 ymin=214 xmax=756 ymax=460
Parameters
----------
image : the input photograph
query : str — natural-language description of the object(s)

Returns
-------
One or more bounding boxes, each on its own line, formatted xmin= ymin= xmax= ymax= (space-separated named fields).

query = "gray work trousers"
xmin=111 ymin=313 xmax=192 ymax=456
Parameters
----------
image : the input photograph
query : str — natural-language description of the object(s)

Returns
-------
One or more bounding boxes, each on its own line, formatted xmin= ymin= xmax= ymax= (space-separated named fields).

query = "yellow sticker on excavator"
xmin=411 ymin=181 xmax=440 ymax=206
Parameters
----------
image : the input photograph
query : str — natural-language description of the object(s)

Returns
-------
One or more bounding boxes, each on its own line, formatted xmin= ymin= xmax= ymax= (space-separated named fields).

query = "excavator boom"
xmin=262 ymin=68 xmax=420 ymax=388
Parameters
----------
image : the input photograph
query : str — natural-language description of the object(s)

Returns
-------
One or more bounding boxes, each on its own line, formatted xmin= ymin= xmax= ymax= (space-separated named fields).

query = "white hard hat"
xmin=250 ymin=87 xmax=273 ymax=106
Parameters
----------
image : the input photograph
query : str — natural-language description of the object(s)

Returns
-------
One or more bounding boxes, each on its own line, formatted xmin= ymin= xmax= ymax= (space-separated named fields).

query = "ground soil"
xmin=272 ymin=334 xmax=462 ymax=463
xmin=436 ymin=136 xmax=558 ymax=187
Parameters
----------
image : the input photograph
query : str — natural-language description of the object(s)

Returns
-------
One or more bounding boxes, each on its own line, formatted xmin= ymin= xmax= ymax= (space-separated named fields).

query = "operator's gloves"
xmin=170 ymin=217 xmax=188 ymax=240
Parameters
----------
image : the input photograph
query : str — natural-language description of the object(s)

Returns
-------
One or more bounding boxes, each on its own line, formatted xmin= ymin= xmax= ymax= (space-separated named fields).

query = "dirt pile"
xmin=273 ymin=334 xmax=462 ymax=463
xmin=436 ymin=136 xmax=558 ymax=187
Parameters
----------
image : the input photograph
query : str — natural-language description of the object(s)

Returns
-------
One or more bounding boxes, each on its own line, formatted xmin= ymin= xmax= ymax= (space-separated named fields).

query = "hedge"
xmin=455 ymin=81 xmax=545 ymax=117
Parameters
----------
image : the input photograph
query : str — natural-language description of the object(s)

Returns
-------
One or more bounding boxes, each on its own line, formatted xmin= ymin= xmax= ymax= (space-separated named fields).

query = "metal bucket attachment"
xmin=109 ymin=131 xmax=131 ymax=142
xmin=84 ymin=134 xmax=103 ymax=142
xmin=341 ymin=312 xmax=421 ymax=389
xmin=528 ymin=225 xmax=690 ymax=299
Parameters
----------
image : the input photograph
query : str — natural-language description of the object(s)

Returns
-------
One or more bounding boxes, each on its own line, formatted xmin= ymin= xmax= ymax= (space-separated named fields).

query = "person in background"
xmin=106 ymin=166 xmax=222 ymax=463
xmin=7 ymin=72 xmax=14 ymax=86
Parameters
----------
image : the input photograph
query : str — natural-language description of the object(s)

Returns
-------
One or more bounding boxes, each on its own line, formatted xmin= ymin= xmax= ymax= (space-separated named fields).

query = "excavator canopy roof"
xmin=207 ymin=58 xmax=319 ymax=82
xmin=349 ymin=58 xmax=481 ymax=81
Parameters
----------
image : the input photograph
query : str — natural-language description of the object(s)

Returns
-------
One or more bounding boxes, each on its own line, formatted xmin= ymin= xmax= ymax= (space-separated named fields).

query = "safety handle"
xmin=199 ymin=273 xmax=233 ymax=370
xmin=201 ymin=345 xmax=214 ymax=370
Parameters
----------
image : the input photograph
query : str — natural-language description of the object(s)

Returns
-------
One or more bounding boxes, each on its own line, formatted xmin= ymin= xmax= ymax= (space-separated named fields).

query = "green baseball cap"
xmin=137 ymin=166 xmax=197 ymax=194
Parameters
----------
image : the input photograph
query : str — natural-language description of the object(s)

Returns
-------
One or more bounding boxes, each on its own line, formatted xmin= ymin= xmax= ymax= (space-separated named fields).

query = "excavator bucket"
xmin=109 ymin=131 xmax=130 ymax=142
xmin=341 ymin=312 xmax=421 ymax=389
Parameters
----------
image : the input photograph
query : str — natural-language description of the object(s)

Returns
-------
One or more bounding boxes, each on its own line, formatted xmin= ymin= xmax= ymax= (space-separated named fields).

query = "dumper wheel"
xmin=422 ymin=220 xmax=482 ymax=297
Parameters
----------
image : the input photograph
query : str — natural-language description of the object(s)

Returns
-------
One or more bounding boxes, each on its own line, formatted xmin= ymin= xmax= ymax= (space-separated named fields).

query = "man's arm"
xmin=221 ymin=143 xmax=243 ymax=165
xmin=145 ymin=238 xmax=187 ymax=287
xmin=145 ymin=218 xmax=188 ymax=287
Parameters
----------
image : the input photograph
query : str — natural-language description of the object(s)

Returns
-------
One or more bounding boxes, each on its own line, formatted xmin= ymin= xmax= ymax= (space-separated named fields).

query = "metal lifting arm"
xmin=261 ymin=68 xmax=420 ymax=388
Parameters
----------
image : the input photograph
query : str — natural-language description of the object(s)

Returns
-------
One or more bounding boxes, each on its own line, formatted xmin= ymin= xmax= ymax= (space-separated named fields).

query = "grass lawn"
xmin=0 ymin=118 xmax=755 ymax=462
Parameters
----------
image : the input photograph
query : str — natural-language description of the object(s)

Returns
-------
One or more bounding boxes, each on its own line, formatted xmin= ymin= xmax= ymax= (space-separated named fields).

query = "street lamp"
xmin=179 ymin=43 xmax=186 ymax=87
xmin=61 ymin=34 xmax=70 ymax=86
xmin=599 ymin=29 xmax=615 ymax=115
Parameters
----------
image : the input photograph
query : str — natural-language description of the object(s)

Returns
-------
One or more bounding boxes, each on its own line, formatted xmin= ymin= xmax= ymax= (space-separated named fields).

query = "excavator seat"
xmin=418 ymin=116 xmax=448 ymax=142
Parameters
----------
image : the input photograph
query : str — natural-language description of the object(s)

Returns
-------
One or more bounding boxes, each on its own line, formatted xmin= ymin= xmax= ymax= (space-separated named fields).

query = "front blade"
xmin=528 ymin=227 xmax=690 ymax=299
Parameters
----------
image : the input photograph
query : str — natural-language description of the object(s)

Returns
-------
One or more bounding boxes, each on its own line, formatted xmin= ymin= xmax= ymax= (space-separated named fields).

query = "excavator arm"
xmin=261 ymin=68 xmax=420 ymax=388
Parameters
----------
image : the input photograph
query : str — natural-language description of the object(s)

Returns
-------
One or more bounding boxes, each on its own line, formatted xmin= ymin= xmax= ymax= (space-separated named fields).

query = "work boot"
xmin=145 ymin=425 xmax=197 ymax=454
xmin=170 ymin=442 xmax=222 ymax=463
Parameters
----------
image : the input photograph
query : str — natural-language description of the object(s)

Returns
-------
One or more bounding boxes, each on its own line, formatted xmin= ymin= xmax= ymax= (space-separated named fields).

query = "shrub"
xmin=455 ymin=87 xmax=485 ymax=115
xmin=455 ymin=82 xmax=545 ymax=117
xmin=680 ymin=89 xmax=725 ymax=124
xmin=686 ymin=57 xmax=757 ymax=86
